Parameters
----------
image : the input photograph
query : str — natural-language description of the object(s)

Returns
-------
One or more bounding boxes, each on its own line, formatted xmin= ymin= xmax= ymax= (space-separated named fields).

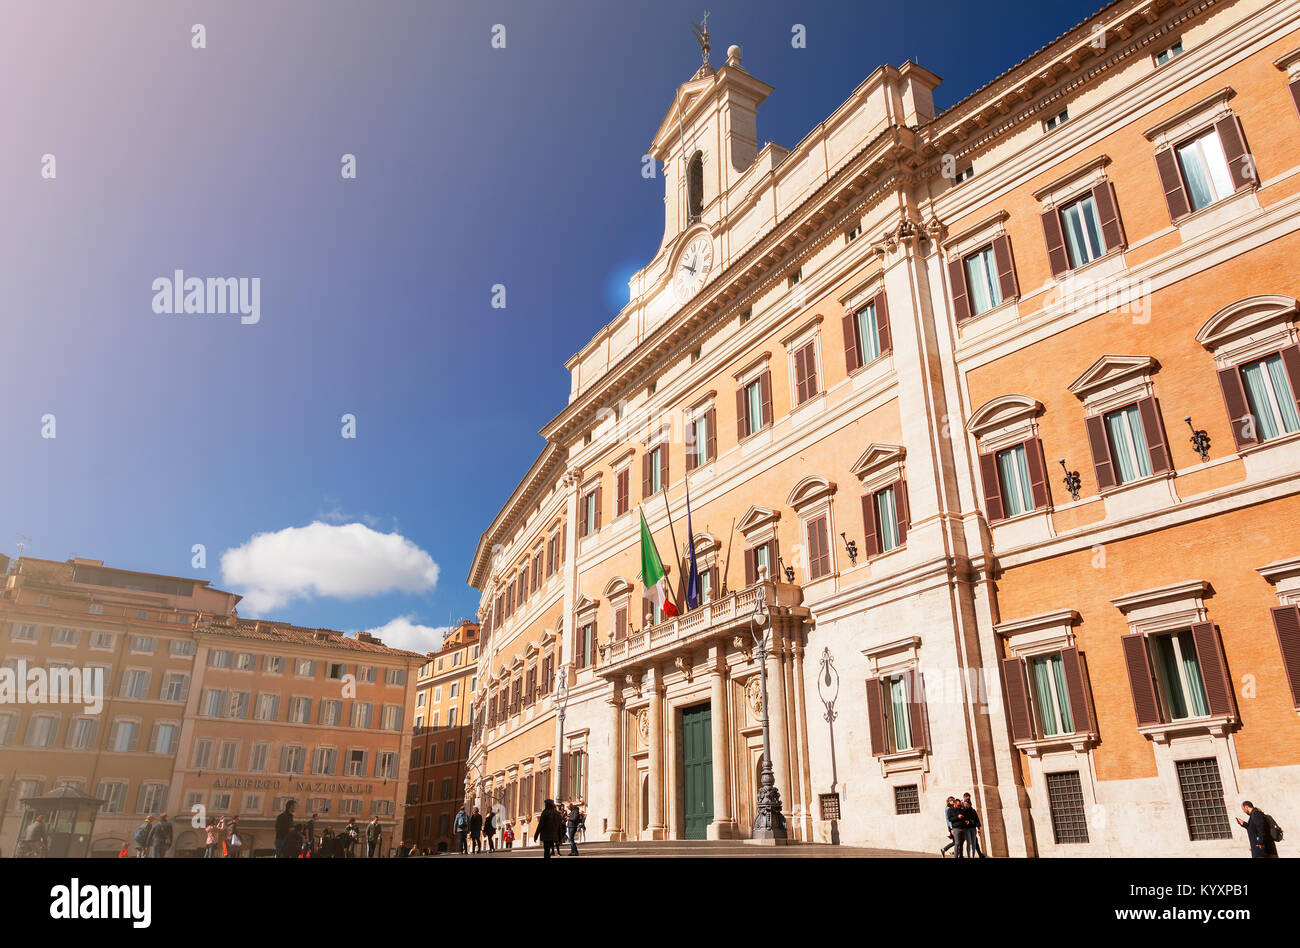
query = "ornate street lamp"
xmin=749 ymin=586 xmax=787 ymax=841
xmin=554 ymin=668 xmax=571 ymax=803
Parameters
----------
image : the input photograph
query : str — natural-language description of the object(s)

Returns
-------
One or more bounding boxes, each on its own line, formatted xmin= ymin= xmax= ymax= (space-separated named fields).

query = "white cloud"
xmin=221 ymin=521 xmax=438 ymax=614
xmin=356 ymin=616 xmax=451 ymax=654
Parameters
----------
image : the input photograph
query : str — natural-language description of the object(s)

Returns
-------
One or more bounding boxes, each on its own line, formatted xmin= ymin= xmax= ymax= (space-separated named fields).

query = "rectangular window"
xmin=161 ymin=673 xmax=189 ymax=703
xmin=326 ymin=662 xmax=346 ymax=680
xmin=854 ymin=301 xmax=882 ymax=364
xmin=806 ymin=515 xmax=831 ymax=580
xmin=1103 ymin=404 xmax=1153 ymax=484
xmin=218 ymin=740 xmax=238 ymax=769
xmin=11 ymin=624 xmax=39 ymax=642
xmin=964 ymin=245 xmax=1003 ymax=316
xmin=1175 ymin=128 xmax=1235 ymax=211
xmin=288 ymin=697 xmax=313 ymax=724
xmin=263 ymin=655 xmax=284 ymax=674
xmin=1028 ymin=653 xmax=1075 ymax=737
xmin=97 ymin=782 xmax=126 ymax=814
xmin=351 ymin=702 xmax=374 ymax=729
xmin=874 ymin=486 xmax=901 ymax=553
xmin=1240 ymin=353 xmax=1300 ymax=441
xmin=357 ymin=665 xmax=377 ymax=683
xmin=1045 ymin=771 xmax=1090 ymax=843
xmin=1059 ymin=194 xmax=1105 ymax=268
xmin=616 ymin=468 xmax=630 ymax=516
xmin=893 ymin=785 xmax=920 ymax=815
xmin=209 ymin=650 xmax=232 ymax=669
xmin=110 ymin=720 xmax=139 ymax=752
xmin=995 ymin=443 xmax=1036 ymax=517
xmin=67 ymin=717 xmax=97 ymax=750
xmin=792 ymin=340 xmax=819 ymax=405
xmin=120 ymin=669 xmax=150 ymax=700
xmin=236 ymin=652 xmax=255 ymax=670
xmin=25 ymin=714 xmax=58 ymax=747
xmin=1175 ymin=758 xmax=1233 ymax=841
xmin=294 ymin=659 xmax=315 ymax=677
xmin=1154 ymin=39 xmax=1183 ymax=65
xmin=386 ymin=667 xmax=406 ymax=686
xmin=581 ymin=489 xmax=598 ymax=538
xmin=129 ymin=636 xmax=154 ymax=653
xmin=881 ymin=674 xmax=914 ymax=752
xmin=311 ymin=747 xmax=338 ymax=775
xmin=91 ymin=631 xmax=114 ymax=649
xmin=170 ymin=639 xmax=195 ymax=656
xmin=649 ymin=447 xmax=663 ymax=493
xmin=228 ymin=691 xmax=250 ymax=719
xmin=688 ymin=413 xmax=709 ymax=469
xmin=1152 ymin=629 xmax=1210 ymax=721
xmin=192 ymin=740 xmax=213 ymax=769
xmin=53 ymin=627 xmax=80 ymax=646
xmin=151 ymin=722 xmax=177 ymax=754
xmin=254 ymin=693 xmax=280 ymax=722
xmin=136 ymin=784 xmax=168 ymax=815
xmin=201 ymin=688 xmax=227 ymax=717
xmin=382 ymin=705 xmax=402 ymax=731
xmin=744 ymin=379 xmax=763 ymax=436
xmin=1044 ymin=108 xmax=1069 ymax=131
xmin=250 ymin=743 xmax=269 ymax=772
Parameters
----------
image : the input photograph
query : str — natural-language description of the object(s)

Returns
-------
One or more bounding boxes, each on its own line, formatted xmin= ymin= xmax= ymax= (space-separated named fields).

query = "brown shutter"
xmin=1084 ymin=414 xmax=1116 ymax=490
xmin=560 ymin=522 xmax=566 ymax=561
xmin=708 ymin=566 xmax=719 ymax=598
xmin=759 ymin=371 xmax=773 ymax=427
xmin=618 ymin=469 xmax=629 ymax=515
xmin=992 ymin=234 xmax=1019 ymax=301
xmin=658 ymin=444 xmax=669 ymax=491
xmin=642 ymin=451 xmax=652 ymax=499
xmin=861 ymin=492 xmax=880 ymax=558
xmin=705 ymin=408 xmax=716 ymax=462
xmin=744 ymin=548 xmax=756 ymax=587
xmin=1214 ymin=115 xmax=1253 ymax=191
xmin=894 ymin=479 xmax=910 ymax=546
xmin=1025 ymin=436 xmax=1050 ymax=510
xmin=1041 ymin=208 xmax=1069 ymax=278
xmin=1091 ymin=181 xmax=1126 ymax=251
xmin=685 ymin=431 xmax=697 ymax=473
xmin=578 ymin=495 xmax=588 ymax=538
xmin=1154 ymin=147 xmax=1191 ymax=221
xmin=588 ymin=621 xmax=599 ymax=668
xmin=1190 ymin=622 xmax=1234 ymax=717
xmin=1059 ymin=647 xmax=1093 ymax=734
xmin=812 ymin=517 xmax=830 ymax=579
xmin=1136 ymin=396 xmax=1171 ymax=474
xmin=736 ymin=388 xmax=749 ymax=440
xmin=874 ymin=291 xmax=892 ymax=355
xmin=1291 ymin=79 xmax=1300 ymax=119
xmin=1269 ymin=605 xmax=1300 ymax=708
xmin=842 ymin=312 xmax=861 ymax=373
xmin=906 ymin=668 xmax=928 ymax=751
xmin=794 ymin=345 xmax=808 ymax=403
xmin=1000 ymin=657 xmax=1034 ymax=742
xmin=978 ymin=451 xmax=1005 ymax=522
xmin=594 ymin=485 xmax=602 ymax=530
xmin=614 ymin=607 xmax=627 ymax=642
xmin=864 ymin=678 xmax=887 ymax=756
xmin=1121 ymin=635 xmax=1162 ymax=726
xmin=948 ymin=256 xmax=971 ymax=323
xmin=804 ymin=342 xmax=819 ymax=398
xmin=1217 ymin=365 xmax=1258 ymax=451
xmin=1280 ymin=344 xmax=1300 ymax=418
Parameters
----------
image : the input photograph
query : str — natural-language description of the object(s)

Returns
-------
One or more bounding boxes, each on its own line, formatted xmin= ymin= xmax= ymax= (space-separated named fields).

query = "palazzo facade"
xmin=466 ymin=0 xmax=1300 ymax=856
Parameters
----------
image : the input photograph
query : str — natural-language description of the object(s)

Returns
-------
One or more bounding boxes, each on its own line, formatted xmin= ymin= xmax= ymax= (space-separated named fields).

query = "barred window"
xmin=1176 ymin=757 xmax=1233 ymax=841
xmin=892 ymin=785 xmax=919 ymax=815
xmin=1045 ymin=770 xmax=1090 ymax=844
xmin=821 ymin=792 xmax=843 ymax=820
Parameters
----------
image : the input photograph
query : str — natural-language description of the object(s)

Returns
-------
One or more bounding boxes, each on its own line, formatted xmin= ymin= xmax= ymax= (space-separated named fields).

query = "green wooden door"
xmin=682 ymin=704 xmax=713 ymax=839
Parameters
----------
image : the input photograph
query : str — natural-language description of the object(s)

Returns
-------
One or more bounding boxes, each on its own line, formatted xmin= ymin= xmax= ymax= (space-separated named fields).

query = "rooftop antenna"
xmin=16 ymin=535 xmax=32 ymax=557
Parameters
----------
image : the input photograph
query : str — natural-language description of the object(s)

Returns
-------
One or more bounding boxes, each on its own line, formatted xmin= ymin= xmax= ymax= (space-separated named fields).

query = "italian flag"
xmin=639 ymin=509 xmax=678 ymax=619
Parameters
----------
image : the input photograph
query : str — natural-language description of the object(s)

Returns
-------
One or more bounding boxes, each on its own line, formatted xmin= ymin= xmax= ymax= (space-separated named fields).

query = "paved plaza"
xmin=433 ymin=840 xmax=933 ymax=858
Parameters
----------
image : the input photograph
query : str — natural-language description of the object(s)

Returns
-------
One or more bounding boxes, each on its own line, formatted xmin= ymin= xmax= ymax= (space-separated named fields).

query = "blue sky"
xmin=0 ymin=0 xmax=1106 ymax=652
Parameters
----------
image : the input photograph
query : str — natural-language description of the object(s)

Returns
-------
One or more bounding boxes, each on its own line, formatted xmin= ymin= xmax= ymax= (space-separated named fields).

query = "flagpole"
xmin=660 ymin=489 xmax=687 ymax=615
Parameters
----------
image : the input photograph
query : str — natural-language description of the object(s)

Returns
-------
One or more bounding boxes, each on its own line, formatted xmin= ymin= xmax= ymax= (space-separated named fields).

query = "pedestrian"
xmin=483 ymin=809 xmax=496 ymax=852
xmin=281 ymin=822 xmax=304 ymax=859
xmin=226 ymin=818 xmax=242 ymax=859
xmin=577 ymin=805 xmax=587 ymax=842
xmin=557 ymin=800 xmax=568 ymax=850
xmin=366 ymin=816 xmax=383 ymax=858
xmin=1236 ymin=801 xmax=1281 ymax=858
xmin=469 ymin=807 xmax=483 ymax=853
xmin=216 ymin=816 xmax=229 ymax=857
xmin=23 ymin=815 xmax=48 ymax=857
xmin=204 ymin=819 xmax=220 ymax=858
xmin=148 ymin=813 xmax=173 ymax=858
xmin=454 ymin=808 xmax=469 ymax=855
xmin=536 ymin=799 xmax=563 ymax=859
xmin=133 ymin=815 xmax=154 ymax=858
xmin=947 ymin=795 xmax=968 ymax=859
xmin=275 ymin=799 xmax=296 ymax=857
xmin=961 ymin=793 xmax=986 ymax=858
xmin=503 ymin=822 xmax=515 ymax=850
xmin=321 ymin=827 xmax=336 ymax=858
xmin=305 ymin=814 xmax=318 ymax=856
xmin=940 ymin=797 xmax=957 ymax=857
xmin=344 ymin=818 xmax=360 ymax=858
xmin=567 ymin=802 xmax=581 ymax=856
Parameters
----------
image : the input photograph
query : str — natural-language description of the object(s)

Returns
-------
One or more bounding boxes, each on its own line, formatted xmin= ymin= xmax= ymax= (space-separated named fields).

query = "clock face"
xmin=672 ymin=234 xmax=714 ymax=303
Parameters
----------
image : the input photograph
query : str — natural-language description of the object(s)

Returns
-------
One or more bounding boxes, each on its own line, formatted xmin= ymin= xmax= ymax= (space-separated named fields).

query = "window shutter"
xmin=810 ymin=516 xmax=830 ymax=579
xmin=874 ymin=292 xmax=892 ymax=355
xmin=560 ymin=524 xmax=565 ymax=563
xmin=593 ymin=485 xmax=602 ymax=530
xmin=1000 ymin=657 xmax=1034 ymax=742
xmin=894 ymin=478 xmax=910 ymax=545
xmin=148 ymin=723 xmax=159 ymax=754
xmin=906 ymin=668 xmax=928 ymax=751
xmin=1280 ymin=344 xmax=1300 ymax=418
xmin=842 ymin=312 xmax=861 ymax=373
xmin=705 ymin=408 xmax=716 ymax=462
xmin=1091 ymin=181 xmax=1126 ymax=251
xmin=744 ymin=548 xmax=756 ymax=587
xmin=642 ymin=593 xmax=652 ymax=626
xmin=793 ymin=345 xmax=808 ymax=403
xmin=658 ymin=444 xmax=669 ymax=491
xmin=708 ymin=566 xmax=720 ymax=597
xmin=1214 ymin=115 xmax=1254 ymax=192
xmin=861 ymin=493 xmax=880 ymax=558
xmin=642 ymin=452 xmax=652 ymax=499
xmin=1059 ymin=647 xmax=1093 ymax=734
xmin=1217 ymin=365 xmax=1258 ymax=451
xmin=614 ymin=607 xmax=627 ymax=642
xmin=1292 ymin=79 xmax=1300 ymax=119
xmin=578 ymin=493 xmax=589 ymax=537
xmin=1154 ymin=147 xmax=1191 ymax=221
xmin=1136 ymin=396 xmax=1172 ymax=474
xmin=759 ymin=371 xmax=773 ymax=427
xmin=588 ymin=622 xmax=598 ymax=668
xmin=1041 ymin=208 xmax=1069 ymax=278
xmin=1025 ymin=437 xmax=1050 ymax=510
xmin=1269 ymin=605 xmax=1300 ymax=708
xmin=617 ymin=469 xmax=629 ymax=516
xmin=978 ymin=451 xmax=1005 ymax=522
xmin=947 ymin=256 xmax=971 ymax=323
xmin=685 ymin=429 xmax=697 ymax=473
xmin=803 ymin=342 xmax=819 ymax=398
xmin=1121 ymin=635 xmax=1162 ymax=726
xmin=736 ymin=388 xmax=749 ymax=440
xmin=864 ymin=678 xmax=887 ymax=756
xmin=1190 ymin=622 xmax=1234 ymax=717
xmin=1084 ymin=415 xmax=1116 ymax=491
xmin=992 ymin=235 xmax=1019 ymax=301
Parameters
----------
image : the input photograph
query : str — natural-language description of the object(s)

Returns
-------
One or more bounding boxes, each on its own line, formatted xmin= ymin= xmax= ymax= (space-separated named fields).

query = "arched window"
xmin=687 ymin=152 xmax=704 ymax=222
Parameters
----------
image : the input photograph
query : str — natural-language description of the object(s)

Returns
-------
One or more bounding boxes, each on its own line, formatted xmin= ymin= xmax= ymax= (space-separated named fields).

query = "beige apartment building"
xmin=467 ymin=0 xmax=1300 ymax=856
xmin=0 ymin=556 xmax=422 ymax=856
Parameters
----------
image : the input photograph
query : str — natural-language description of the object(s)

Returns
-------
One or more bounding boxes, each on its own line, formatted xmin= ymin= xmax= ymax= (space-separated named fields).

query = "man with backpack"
xmin=1236 ymin=801 xmax=1281 ymax=858
xmin=133 ymin=815 xmax=154 ymax=858
xmin=147 ymin=813 xmax=173 ymax=858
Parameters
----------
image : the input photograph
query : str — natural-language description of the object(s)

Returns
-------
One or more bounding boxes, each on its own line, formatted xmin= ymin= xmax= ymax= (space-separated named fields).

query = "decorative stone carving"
xmin=744 ymin=677 xmax=763 ymax=718
xmin=636 ymin=709 xmax=650 ymax=747
xmin=625 ymin=672 xmax=642 ymax=699
xmin=733 ymin=634 xmax=753 ymax=663
xmin=674 ymin=655 xmax=694 ymax=682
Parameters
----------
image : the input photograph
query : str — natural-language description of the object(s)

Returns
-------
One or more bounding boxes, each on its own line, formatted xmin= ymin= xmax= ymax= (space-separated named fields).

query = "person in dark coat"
xmin=483 ymin=809 xmax=496 ymax=852
xmin=274 ymin=800 xmax=296 ymax=857
xmin=281 ymin=823 xmax=304 ymax=859
xmin=536 ymin=799 xmax=564 ymax=859
xmin=961 ymin=793 xmax=986 ymax=858
xmin=455 ymin=808 xmax=469 ymax=855
xmin=567 ymin=803 xmax=582 ymax=856
xmin=148 ymin=814 xmax=173 ymax=858
xmin=1237 ymin=801 xmax=1279 ymax=857
xmin=945 ymin=796 xmax=967 ymax=859
xmin=469 ymin=808 xmax=483 ymax=853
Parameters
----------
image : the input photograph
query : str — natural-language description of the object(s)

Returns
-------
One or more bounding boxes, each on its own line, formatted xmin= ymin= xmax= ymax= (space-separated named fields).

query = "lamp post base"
xmin=744 ymin=835 xmax=795 ymax=846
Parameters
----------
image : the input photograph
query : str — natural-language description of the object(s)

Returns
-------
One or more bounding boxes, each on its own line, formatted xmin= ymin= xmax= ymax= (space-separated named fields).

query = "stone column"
xmin=765 ymin=626 xmax=793 ymax=818
xmin=707 ymin=645 xmax=735 ymax=839
xmin=647 ymin=665 xmax=666 ymax=839
xmin=607 ymin=686 xmax=626 ymax=841
xmin=790 ymin=637 xmax=812 ymax=841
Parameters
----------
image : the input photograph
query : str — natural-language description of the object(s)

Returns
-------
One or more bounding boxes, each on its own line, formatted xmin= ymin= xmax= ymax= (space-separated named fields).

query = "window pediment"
xmin=968 ymin=394 xmax=1042 ymax=436
xmin=1195 ymin=294 xmax=1298 ymax=366
xmin=737 ymin=504 xmax=781 ymax=536
xmin=849 ymin=444 xmax=906 ymax=492
xmin=574 ymin=594 xmax=600 ymax=618
xmin=786 ymin=475 xmax=836 ymax=512
xmin=1111 ymin=580 xmax=1211 ymax=635
xmin=1067 ymin=354 xmax=1158 ymax=409
xmin=602 ymin=576 xmax=634 ymax=600
xmin=690 ymin=533 xmax=720 ymax=557
xmin=1031 ymin=155 xmax=1112 ymax=209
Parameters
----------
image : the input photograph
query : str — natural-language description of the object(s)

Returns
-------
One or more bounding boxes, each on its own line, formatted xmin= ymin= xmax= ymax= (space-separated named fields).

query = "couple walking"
xmin=941 ymin=793 xmax=985 ymax=858
xmin=536 ymin=799 xmax=582 ymax=858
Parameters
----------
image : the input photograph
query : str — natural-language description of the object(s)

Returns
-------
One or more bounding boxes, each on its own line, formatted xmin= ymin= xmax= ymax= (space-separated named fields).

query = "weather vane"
xmin=692 ymin=12 xmax=711 ymax=67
